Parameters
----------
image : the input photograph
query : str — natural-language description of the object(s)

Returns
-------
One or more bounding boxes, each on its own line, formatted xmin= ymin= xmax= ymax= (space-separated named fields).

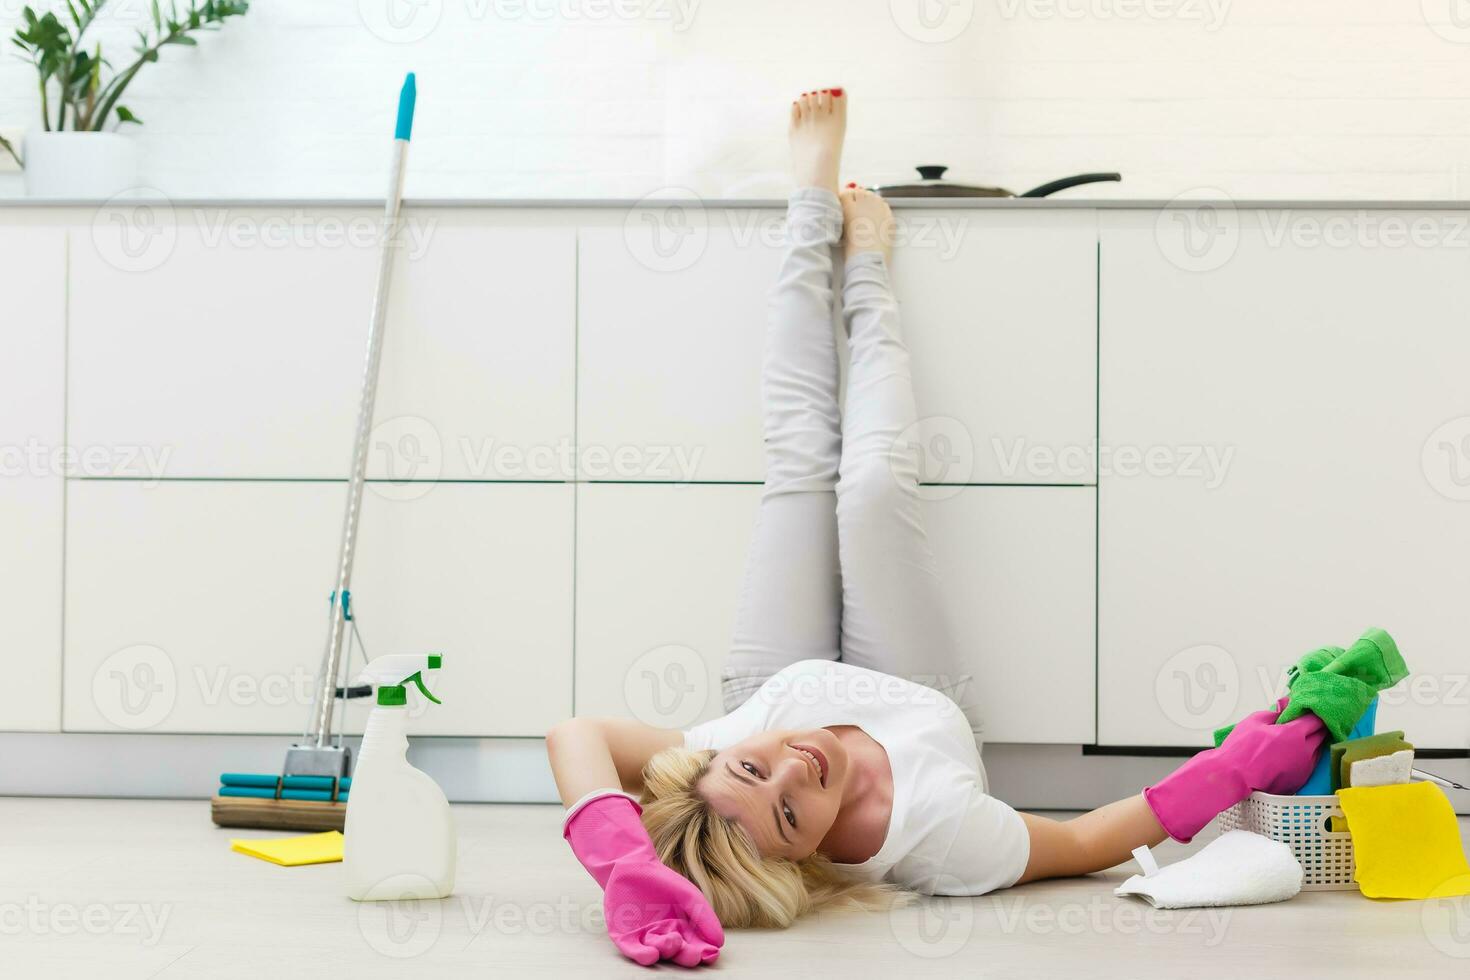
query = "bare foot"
xmin=839 ymin=185 xmax=895 ymax=264
xmin=788 ymin=87 xmax=847 ymax=193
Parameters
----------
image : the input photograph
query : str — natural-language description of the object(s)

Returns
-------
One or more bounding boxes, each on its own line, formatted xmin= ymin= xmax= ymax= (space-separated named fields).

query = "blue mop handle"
xmin=306 ymin=71 xmax=417 ymax=750
xmin=395 ymin=72 xmax=416 ymax=142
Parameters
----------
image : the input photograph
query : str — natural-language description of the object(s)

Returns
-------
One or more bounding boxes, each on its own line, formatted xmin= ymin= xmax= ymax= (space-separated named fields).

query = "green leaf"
xmin=19 ymin=11 xmax=72 ymax=55
xmin=114 ymin=105 xmax=141 ymax=126
xmin=18 ymin=0 xmax=253 ymax=135
xmin=0 ymin=132 xmax=23 ymax=169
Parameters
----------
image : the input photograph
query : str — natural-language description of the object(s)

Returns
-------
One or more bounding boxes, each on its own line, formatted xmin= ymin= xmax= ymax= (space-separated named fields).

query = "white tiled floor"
xmin=4 ymin=798 xmax=1468 ymax=979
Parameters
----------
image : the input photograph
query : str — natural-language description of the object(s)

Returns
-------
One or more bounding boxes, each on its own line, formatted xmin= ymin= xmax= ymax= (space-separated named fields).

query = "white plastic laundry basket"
xmin=1218 ymin=791 xmax=1356 ymax=890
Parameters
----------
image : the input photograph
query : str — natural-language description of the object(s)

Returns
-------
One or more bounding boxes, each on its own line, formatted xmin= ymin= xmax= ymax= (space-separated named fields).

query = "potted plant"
xmin=9 ymin=0 xmax=249 ymax=197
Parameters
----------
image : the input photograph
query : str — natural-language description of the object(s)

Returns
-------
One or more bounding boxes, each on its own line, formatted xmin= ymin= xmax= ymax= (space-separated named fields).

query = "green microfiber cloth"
xmin=1277 ymin=628 xmax=1407 ymax=743
xmin=1214 ymin=627 xmax=1408 ymax=747
xmin=1329 ymin=730 xmax=1414 ymax=792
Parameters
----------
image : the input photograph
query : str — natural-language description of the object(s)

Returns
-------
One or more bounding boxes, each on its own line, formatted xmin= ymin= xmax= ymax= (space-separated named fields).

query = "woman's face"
xmin=696 ymin=727 xmax=849 ymax=861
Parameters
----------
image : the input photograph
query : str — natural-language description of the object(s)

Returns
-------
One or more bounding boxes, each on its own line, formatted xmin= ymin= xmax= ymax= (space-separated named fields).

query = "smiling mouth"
xmin=791 ymin=743 xmax=828 ymax=787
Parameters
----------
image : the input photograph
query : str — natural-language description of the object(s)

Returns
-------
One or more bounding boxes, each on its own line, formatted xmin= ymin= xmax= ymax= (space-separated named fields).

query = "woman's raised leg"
xmin=832 ymin=187 xmax=983 ymax=739
xmin=722 ymin=89 xmax=849 ymax=711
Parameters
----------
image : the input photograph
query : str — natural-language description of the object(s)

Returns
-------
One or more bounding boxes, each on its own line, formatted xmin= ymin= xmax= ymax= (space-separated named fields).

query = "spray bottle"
xmin=343 ymin=653 xmax=457 ymax=901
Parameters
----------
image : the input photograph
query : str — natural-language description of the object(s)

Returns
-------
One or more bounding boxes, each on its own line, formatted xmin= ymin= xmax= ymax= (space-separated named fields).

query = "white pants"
xmin=722 ymin=189 xmax=982 ymax=739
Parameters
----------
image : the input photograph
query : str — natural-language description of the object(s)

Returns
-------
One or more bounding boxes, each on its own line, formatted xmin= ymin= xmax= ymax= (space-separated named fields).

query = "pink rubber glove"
xmin=563 ymin=791 xmax=724 ymax=967
xmin=1144 ymin=697 xmax=1327 ymax=842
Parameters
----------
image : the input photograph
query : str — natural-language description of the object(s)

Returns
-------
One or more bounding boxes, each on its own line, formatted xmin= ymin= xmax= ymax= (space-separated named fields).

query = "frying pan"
xmin=874 ymin=165 xmax=1121 ymax=199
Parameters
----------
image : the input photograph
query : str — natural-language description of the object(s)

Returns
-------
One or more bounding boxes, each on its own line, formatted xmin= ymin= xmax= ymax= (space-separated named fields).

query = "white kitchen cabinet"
xmin=355 ymin=483 xmax=574 ymax=736
xmin=895 ymin=210 xmax=1098 ymax=486
xmin=68 ymin=210 xmax=574 ymax=480
xmin=30 ymin=197 xmax=1470 ymax=768
xmin=373 ymin=216 xmax=576 ymax=481
xmin=574 ymin=483 xmax=760 ymax=727
xmin=64 ymin=480 xmax=340 ymax=735
xmin=927 ymin=487 xmax=1097 ymax=744
xmin=64 ymin=480 xmax=572 ymax=736
xmin=1098 ymin=209 xmax=1470 ymax=747
xmin=577 ymin=220 xmax=781 ymax=483
xmin=577 ymin=210 xmax=1098 ymax=485
xmin=0 ymin=223 xmax=66 ymax=732
xmin=575 ymin=482 xmax=1095 ymax=742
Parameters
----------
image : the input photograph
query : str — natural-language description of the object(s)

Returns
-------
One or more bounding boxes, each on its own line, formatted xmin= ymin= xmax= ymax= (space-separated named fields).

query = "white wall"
xmin=3 ymin=0 xmax=1470 ymax=200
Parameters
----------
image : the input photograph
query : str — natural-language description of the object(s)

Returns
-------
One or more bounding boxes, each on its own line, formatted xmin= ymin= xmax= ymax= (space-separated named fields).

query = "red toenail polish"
xmin=847 ymin=182 xmax=857 ymax=188
xmin=831 ymin=87 xmax=844 ymax=96
xmin=821 ymin=89 xmax=829 ymax=93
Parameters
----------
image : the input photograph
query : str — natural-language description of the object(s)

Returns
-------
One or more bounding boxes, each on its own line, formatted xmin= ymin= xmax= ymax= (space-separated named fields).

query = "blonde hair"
xmin=638 ymin=746 xmax=899 ymax=928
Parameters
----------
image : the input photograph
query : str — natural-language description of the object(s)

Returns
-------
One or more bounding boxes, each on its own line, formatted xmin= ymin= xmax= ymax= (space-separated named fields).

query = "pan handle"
xmin=1019 ymin=172 xmax=1121 ymax=198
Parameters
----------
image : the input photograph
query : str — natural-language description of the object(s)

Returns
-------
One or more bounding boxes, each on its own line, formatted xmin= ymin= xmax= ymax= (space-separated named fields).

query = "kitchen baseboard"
xmin=3 ymin=733 xmax=1465 ymax=814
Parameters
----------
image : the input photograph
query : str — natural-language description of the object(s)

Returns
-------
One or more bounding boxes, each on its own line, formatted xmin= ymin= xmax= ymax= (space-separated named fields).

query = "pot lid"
xmin=873 ymin=165 xmax=1014 ymax=198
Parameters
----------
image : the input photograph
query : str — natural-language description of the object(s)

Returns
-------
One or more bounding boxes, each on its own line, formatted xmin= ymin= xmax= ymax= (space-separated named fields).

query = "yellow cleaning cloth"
xmin=1336 ymin=782 xmax=1470 ymax=899
xmin=230 ymin=830 xmax=344 ymax=867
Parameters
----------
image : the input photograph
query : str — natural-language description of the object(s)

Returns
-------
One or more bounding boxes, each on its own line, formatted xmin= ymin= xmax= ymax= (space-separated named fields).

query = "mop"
xmin=211 ymin=73 xmax=421 ymax=832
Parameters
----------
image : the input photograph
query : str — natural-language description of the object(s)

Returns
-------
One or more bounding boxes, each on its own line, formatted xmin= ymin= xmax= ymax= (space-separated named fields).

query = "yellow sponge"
xmin=231 ymin=830 xmax=344 ymax=866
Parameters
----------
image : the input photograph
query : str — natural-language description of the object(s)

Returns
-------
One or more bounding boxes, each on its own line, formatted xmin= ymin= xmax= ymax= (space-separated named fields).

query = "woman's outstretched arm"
xmin=1015 ymin=795 xmax=1167 ymax=884
xmin=1013 ymin=700 xmax=1328 ymax=883
xmin=546 ymin=717 xmax=683 ymax=805
xmin=549 ymin=717 xmax=725 ymax=967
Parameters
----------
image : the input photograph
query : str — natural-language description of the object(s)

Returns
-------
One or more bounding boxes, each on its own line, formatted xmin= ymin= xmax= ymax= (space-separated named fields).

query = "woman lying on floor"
xmin=545 ymin=88 xmax=1326 ymax=968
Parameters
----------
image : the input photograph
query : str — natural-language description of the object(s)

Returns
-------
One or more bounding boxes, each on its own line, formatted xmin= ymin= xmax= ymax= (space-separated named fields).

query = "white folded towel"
xmin=1114 ymin=830 xmax=1302 ymax=909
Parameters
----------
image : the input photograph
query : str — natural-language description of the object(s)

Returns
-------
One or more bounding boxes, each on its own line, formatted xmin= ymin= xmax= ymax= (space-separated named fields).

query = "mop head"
xmin=211 ymin=795 xmax=346 ymax=833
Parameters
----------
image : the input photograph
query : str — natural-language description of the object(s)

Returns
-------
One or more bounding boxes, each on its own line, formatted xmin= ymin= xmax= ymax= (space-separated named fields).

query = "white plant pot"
xmin=23 ymin=131 xmax=140 ymax=199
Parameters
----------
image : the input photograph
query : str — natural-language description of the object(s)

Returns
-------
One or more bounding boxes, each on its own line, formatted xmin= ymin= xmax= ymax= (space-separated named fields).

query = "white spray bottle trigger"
xmin=355 ymin=654 xmax=444 ymax=704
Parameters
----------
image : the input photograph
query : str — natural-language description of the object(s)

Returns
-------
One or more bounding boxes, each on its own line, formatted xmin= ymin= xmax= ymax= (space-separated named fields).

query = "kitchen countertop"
xmin=6 ymin=196 xmax=1470 ymax=210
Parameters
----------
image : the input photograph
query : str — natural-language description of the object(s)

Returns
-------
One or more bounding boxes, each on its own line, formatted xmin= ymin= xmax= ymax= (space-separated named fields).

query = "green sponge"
xmin=1330 ymin=731 xmax=1414 ymax=792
